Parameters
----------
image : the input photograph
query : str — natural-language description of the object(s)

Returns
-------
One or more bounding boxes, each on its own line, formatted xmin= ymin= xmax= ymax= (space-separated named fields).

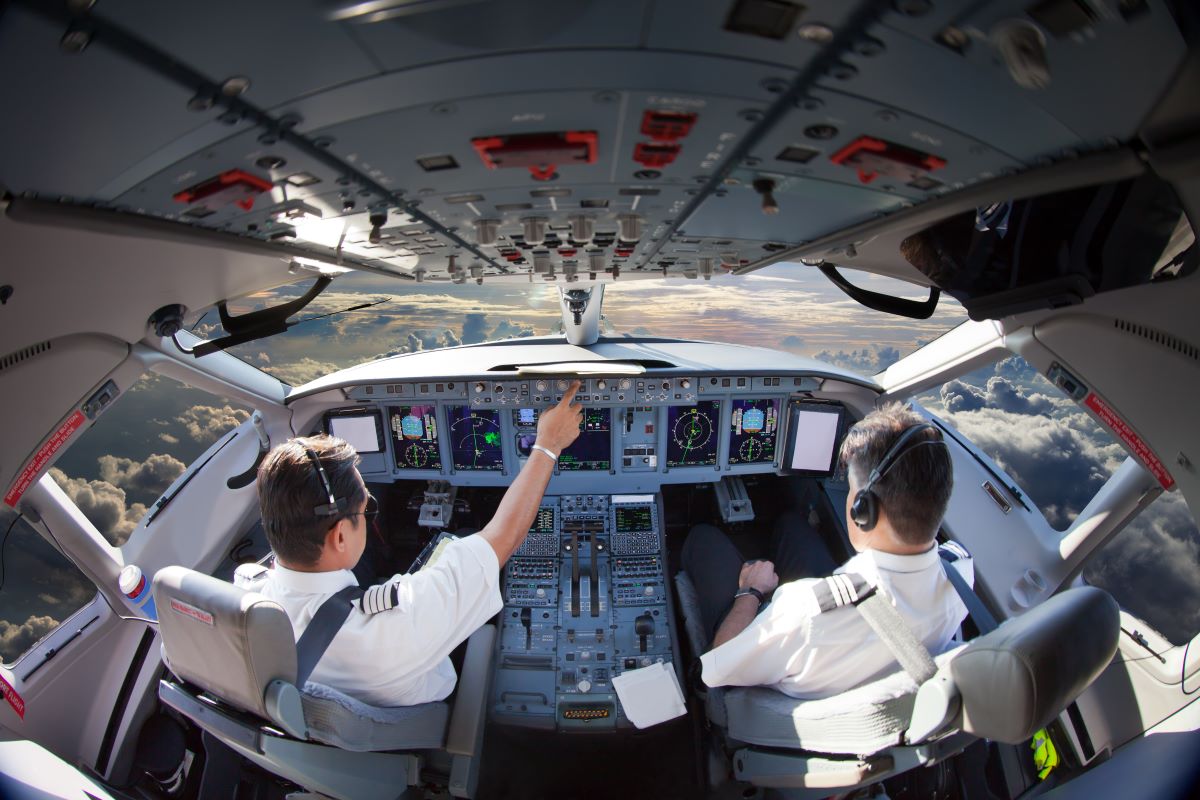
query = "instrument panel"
xmin=328 ymin=375 xmax=835 ymax=488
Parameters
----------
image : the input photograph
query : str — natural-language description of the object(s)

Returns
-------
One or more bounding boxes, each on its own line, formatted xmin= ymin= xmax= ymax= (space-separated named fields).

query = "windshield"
xmin=195 ymin=264 xmax=967 ymax=385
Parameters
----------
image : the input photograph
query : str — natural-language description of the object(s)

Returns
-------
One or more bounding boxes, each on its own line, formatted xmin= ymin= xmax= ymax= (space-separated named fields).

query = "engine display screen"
xmin=728 ymin=398 xmax=781 ymax=465
xmin=614 ymin=505 xmax=653 ymax=533
xmin=446 ymin=406 xmax=504 ymax=471
xmin=666 ymin=401 xmax=721 ymax=467
xmin=388 ymin=406 xmax=441 ymax=470
xmin=558 ymin=408 xmax=611 ymax=471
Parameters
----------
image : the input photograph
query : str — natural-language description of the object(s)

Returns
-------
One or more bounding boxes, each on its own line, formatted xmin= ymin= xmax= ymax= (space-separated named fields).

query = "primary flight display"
xmin=388 ymin=405 xmax=442 ymax=470
xmin=728 ymin=398 xmax=780 ymax=465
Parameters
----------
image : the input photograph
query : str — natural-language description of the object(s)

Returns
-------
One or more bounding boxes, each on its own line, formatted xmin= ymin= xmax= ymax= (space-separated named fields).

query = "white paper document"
xmin=611 ymin=661 xmax=687 ymax=729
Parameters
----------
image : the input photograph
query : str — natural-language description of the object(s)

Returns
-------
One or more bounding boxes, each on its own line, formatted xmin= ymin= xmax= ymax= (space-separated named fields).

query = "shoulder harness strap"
xmin=295 ymin=585 xmax=364 ymax=687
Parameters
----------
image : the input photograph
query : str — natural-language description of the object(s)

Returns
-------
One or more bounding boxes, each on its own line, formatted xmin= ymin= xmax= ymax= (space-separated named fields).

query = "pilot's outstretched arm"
xmin=477 ymin=381 xmax=582 ymax=566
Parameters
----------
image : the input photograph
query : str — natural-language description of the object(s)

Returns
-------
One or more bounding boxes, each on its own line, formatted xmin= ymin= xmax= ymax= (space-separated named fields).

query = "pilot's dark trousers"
xmin=681 ymin=512 xmax=839 ymax=644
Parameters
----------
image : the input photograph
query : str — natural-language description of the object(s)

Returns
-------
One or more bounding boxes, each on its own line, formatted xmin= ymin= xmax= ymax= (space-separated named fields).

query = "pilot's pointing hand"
xmin=535 ymin=380 xmax=583 ymax=456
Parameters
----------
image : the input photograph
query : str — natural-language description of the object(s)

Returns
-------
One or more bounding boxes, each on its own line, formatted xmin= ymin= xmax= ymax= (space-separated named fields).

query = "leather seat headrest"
xmin=951 ymin=586 xmax=1119 ymax=744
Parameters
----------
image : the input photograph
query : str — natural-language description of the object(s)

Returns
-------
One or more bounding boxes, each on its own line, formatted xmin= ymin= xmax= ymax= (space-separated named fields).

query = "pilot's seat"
xmin=675 ymin=573 xmax=1119 ymax=798
xmin=152 ymin=565 xmax=494 ymax=800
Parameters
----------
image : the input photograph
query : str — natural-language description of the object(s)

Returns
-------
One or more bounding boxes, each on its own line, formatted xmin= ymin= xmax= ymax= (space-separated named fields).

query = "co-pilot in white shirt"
xmin=242 ymin=535 xmax=502 ymax=707
xmin=700 ymin=545 xmax=972 ymax=699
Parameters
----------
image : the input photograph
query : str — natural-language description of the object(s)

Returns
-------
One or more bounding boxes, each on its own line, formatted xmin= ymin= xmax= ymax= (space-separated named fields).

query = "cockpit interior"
xmin=1 ymin=0 xmax=1199 ymax=798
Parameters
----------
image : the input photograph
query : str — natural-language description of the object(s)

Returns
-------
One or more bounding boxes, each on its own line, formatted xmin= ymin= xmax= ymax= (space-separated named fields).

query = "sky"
xmin=2 ymin=263 xmax=1197 ymax=662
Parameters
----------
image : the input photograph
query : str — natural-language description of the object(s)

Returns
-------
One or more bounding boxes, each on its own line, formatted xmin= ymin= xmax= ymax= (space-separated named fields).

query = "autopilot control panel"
xmin=491 ymin=494 xmax=678 ymax=731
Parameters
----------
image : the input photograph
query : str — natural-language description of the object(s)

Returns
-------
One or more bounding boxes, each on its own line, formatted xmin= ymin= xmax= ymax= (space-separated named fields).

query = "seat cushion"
xmin=301 ymin=682 xmax=449 ymax=752
xmin=724 ymin=647 xmax=964 ymax=755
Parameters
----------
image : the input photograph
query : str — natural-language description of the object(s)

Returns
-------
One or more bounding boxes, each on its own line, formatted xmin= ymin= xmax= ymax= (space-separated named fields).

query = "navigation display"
xmin=446 ymin=406 xmax=504 ymax=471
xmin=666 ymin=401 xmax=721 ymax=467
xmin=728 ymin=398 xmax=781 ymax=465
xmin=558 ymin=408 xmax=611 ymax=471
xmin=615 ymin=505 xmax=653 ymax=532
xmin=388 ymin=406 xmax=441 ymax=470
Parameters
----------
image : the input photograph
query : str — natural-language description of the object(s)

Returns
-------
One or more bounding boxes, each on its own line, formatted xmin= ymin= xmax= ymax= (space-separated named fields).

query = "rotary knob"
xmin=680 ymin=379 xmax=691 ymax=389
xmin=644 ymin=585 xmax=654 ymax=596
xmin=596 ymin=379 xmax=607 ymax=390
xmin=619 ymin=378 xmax=632 ymax=390
xmin=557 ymin=379 xmax=569 ymax=391
xmin=536 ymin=587 xmax=546 ymax=598
xmin=535 ymin=379 xmax=548 ymax=392
xmin=577 ymin=679 xmax=592 ymax=693
xmin=474 ymin=382 xmax=485 ymax=394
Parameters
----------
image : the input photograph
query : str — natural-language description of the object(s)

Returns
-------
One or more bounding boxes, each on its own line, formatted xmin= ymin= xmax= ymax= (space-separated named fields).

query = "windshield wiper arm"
xmin=1121 ymin=627 xmax=1166 ymax=663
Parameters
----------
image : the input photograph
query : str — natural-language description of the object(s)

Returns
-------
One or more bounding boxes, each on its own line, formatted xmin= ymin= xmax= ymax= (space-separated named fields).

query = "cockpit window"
xmin=52 ymin=373 xmax=252 ymax=547
xmin=0 ymin=508 xmax=95 ymax=665
xmin=1083 ymin=492 xmax=1200 ymax=646
xmin=918 ymin=355 xmax=1124 ymax=531
xmin=190 ymin=264 xmax=968 ymax=385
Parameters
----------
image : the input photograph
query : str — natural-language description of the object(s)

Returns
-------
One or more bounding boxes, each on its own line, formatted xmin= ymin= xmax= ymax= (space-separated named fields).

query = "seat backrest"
xmin=951 ymin=585 xmax=1119 ymax=744
xmin=153 ymin=564 xmax=298 ymax=721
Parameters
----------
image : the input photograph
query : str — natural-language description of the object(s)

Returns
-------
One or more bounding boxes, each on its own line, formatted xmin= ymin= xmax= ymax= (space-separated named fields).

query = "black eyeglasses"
xmin=347 ymin=494 xmax=379 ymax=522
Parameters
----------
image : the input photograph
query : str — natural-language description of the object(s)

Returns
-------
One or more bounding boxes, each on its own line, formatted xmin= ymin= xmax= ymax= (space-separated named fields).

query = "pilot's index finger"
xmin=559 ymin=379 xmax=582 ymax=407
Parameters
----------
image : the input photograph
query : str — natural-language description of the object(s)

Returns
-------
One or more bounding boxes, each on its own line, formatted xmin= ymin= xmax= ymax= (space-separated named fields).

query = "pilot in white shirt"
xmin=689 ymin=403 xmax=971 ymax=699
xmin=242 ymin=383 xmax=582 ymax=707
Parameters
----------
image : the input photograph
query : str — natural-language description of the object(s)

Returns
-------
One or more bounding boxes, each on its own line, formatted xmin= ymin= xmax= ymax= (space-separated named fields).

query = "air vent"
xmin=0 ymin=340 xmax=52 ymax=373
xmin=1113 ymin=319 xmax=1199 ymax=361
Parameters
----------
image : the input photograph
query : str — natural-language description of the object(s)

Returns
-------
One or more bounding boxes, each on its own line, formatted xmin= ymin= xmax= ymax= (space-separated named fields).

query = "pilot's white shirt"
xmin=250 ymin=535 xmax=502 ymax=707
xmin=700 ymin=546 xmax=972 ymax=699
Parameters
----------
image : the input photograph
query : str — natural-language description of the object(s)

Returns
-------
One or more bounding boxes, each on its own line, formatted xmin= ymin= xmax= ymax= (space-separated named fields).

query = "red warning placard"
xmin=1084 ymin=393 xmax=1175 ymax=491
xmin=4 ymin=410 xmax=87 ymax=508
xmin=1 ymin=674 xmax=25 ymax=720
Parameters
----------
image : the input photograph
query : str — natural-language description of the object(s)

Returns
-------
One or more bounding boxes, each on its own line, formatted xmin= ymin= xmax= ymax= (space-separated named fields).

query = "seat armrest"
xmin=904 ymin=670 xmax=960 ymax=744
xmin=265 ymin=679 xmax=308 ymax=740
xmin=446 ymin=624 xmax=496 ymax=757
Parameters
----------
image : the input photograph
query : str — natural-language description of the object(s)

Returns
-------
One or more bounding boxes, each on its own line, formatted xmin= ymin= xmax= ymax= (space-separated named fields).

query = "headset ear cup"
xmin=851 ymin=490 xmax=877 ymax=531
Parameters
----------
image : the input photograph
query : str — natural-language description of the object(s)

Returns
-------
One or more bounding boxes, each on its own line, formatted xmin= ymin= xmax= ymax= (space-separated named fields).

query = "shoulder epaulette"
xmin=359 ymin=580 xmax=401 ymax=615
xmin=938 ymin=540 xmax=972 ymax=563
xmin=793 ymin=572 xmax=876 ymax=617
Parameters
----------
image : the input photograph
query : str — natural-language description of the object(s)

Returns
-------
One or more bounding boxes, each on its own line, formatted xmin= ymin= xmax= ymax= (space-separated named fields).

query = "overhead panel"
xmin=100 ymin=0 xmax=383 ymax=109
xmin=0 ymin=10 xmax=204 ymax=199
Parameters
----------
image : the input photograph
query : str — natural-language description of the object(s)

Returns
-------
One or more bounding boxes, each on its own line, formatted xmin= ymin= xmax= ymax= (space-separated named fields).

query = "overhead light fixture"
xmin=270 ymin=199 xmax=324 ymax=222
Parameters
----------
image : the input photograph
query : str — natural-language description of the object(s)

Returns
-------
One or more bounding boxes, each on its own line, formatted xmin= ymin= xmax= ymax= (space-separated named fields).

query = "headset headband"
xmin=862 ymin=422 xmax=945 ymax=492
xmin=304 ymin=447 xmax=348 ymax=518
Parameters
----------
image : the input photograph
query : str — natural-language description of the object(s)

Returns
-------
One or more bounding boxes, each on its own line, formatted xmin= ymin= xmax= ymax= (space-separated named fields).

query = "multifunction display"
xmin=614 ymin=505 xmax=653 ymax=532
xmin=559 ymin=408 xmax=611 ymax=471
xmin=666 ymin=401 xmax=721 ymax=467
xmin=447 ymin=406 xmax=504 ymax=471
xmin=388 ymin=406 xmax=441 ymax=470
xmin=727 ymin=398 xmax=781 ymax=465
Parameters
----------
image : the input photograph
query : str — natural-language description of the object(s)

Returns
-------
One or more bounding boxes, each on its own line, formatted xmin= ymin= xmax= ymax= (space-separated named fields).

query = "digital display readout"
xmin=728 ymin=398 xmax=780 ymax=465
xmin=446 ymin=406 xmax=504 ymax=471
xmin=388 ymin=406 xmax=441 ymax=470
xmin=615 ymin=506 xmax=653 ymax=532
xmin=666 ymin=401 xmax=721 ymax=467
xmin=558 ymin=408 xmax=611 ymax=471
xmin=531 ymin=506 xmax=556 ymax=534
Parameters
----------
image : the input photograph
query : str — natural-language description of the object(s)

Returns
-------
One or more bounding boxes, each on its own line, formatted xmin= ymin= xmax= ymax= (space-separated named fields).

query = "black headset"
xmin=849 ymin=422 xmax=947 ymax=532
xmin=304 ymin=447 xmax=349 ymax=518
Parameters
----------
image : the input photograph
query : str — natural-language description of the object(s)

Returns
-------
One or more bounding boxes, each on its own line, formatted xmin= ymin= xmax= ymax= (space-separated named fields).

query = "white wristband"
xmin=531 ymin=444 xmax=558 ymax=463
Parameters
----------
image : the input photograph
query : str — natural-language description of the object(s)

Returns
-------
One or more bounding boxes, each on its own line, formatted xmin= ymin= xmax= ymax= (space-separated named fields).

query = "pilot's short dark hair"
xmin=256 ymin=435 xmax=366 ymax=567
xmin=839 ymin=403 xmax=953 ymax=546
